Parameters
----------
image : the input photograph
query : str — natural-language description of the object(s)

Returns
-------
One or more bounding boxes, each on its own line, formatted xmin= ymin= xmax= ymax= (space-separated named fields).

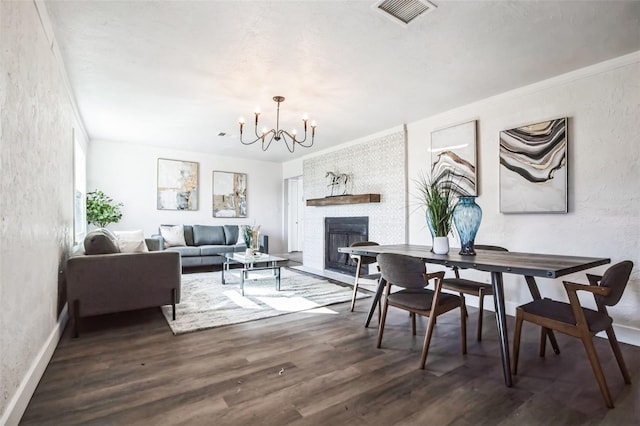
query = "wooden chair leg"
xmin=605 ymin=327 xmax=631 ymax=384
xmin=411 ymin=312 xmax=417 ymax=335
xmin=460 ymin=293 xmax=468 ymax=317
xmin=420 ymin=313 xmax=437 ymax=369
xmin=512 ymin=311 xmax=523 ymax=375
xmin=350 ymin=258 xmax=363 ymax=312
xmin=376 ymin=295 xmax=390 ymax=348
xmin=460 ymin=299 xmax=467 ymax=355
xmin=539 ymin=327 xmax=547 ymax=357
xmin=477 ymin=288 xmax=485 ymax=341
xmin=581 ymin=335 xmax=614 ymax=408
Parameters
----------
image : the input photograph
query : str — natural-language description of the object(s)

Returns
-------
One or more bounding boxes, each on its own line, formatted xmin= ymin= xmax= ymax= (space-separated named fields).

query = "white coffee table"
xmin=222 ymin=252 xmax=285 ymax=296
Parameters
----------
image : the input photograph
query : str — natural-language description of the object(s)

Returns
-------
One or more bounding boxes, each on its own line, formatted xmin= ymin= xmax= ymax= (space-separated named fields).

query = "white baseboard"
xmin=1 ymin=303 xmax=68 ymax=426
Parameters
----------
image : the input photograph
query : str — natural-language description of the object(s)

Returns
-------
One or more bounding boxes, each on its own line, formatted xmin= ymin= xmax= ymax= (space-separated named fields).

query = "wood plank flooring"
xmin=21 ymin=272 xmax=640 ymax=425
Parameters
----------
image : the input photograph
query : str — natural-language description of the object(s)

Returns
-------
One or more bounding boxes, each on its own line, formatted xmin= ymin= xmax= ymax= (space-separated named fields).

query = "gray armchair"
xmin=66 ymin=236 xmax=181 ymax=337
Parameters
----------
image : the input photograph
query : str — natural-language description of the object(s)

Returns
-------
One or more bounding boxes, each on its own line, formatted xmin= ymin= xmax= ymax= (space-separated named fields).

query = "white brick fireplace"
xmin=302 ymin=129 xmax=407 ymax=272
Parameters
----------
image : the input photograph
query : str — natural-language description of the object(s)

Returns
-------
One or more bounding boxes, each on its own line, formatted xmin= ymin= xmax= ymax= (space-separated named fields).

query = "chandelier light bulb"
xmin=239 ymin=117 xmax=245 ymax=125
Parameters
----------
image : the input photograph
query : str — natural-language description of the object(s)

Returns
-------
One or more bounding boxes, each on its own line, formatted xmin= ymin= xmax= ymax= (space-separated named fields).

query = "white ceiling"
xmin=44 ymin=1 xmax=640 ymax=163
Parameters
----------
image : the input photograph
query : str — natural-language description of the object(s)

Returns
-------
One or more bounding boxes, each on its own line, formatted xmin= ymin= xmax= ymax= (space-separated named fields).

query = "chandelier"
xmin=239 ymin=96 xmax=316 ymax=153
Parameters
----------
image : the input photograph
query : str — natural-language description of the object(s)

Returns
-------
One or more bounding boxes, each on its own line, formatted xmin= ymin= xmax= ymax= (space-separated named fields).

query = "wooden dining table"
xmin=337 ymin=244 xmax=610 ymax=387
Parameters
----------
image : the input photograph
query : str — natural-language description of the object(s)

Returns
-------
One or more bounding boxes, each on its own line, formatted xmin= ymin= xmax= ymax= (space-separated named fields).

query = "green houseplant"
xmin=86 ymin=190 xmax=123 ymax=228
xmin=416 ymin=172 xmax=457 ymax=254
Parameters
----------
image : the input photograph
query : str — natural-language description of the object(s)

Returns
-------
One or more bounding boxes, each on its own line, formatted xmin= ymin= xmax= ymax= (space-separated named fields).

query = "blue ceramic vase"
xmin=453 ymin=196 xmax=482 ymax=255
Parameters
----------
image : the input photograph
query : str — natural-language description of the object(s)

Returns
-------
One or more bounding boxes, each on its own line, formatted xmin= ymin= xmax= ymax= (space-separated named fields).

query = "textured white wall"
xmin=407 ymin=56 xmax=640 ymax=336
xmin=302 ymin=130 xmax=407 ymax=270
xmin=87 ymin=140 xmax=286 ymax=254
xmin=286 ymin=55 xmax=639 ymax=343
xmin=1 ymin=1 xmax=76 ymax=422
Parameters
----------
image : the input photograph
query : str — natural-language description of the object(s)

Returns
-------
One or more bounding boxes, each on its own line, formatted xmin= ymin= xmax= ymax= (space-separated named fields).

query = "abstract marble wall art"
xmin=213 ymin=171 xmax=247 ymax=218
xmin=430 ymin=120 xmax=477 ymax=196
xmin=157 ymin=158 xmax=199 ymax=210
xmin=499 ymin=117 xmax=568 ymax=213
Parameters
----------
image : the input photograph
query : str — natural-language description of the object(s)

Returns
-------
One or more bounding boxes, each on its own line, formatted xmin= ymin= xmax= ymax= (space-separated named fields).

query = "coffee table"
xmin=222 ymin=252 xmax=285 ymax=296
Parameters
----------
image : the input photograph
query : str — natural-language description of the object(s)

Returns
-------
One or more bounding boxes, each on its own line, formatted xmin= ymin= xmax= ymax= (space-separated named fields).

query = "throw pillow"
xmin=223 ymin=225 xmax=239 ymax=245
xmin=193 ymin=225 xmax=225 ymax=245
xmin=113 ymin=229 xmax=149 ymax=253
xmin=84 ymin=228 xmax=121 ymax=255
xmin=160 ymin=225 xmax=187 ymax=248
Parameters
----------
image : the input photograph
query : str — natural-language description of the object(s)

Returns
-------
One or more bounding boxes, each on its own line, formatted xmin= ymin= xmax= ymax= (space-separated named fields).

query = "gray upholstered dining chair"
xmin=512 ymin=260 xmax=633 ymax=408
xmin=348 ymin=241 xmax=381 ymax=313
xmin=442 ymin=245 xmax=508 ymax=341
xmin=376 ymin=253 xmax=467 ymax=369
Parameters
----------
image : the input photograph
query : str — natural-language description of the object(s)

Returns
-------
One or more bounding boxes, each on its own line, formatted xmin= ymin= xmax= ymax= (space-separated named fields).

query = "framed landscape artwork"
xmin=499 ymin=117 xmax=568 ymax=213
xmin=157 ymin=158 xmax=199 ymax=210
xmin=213 ymin=171 xmax=247 ymax=218
xmin=430 ymin=120 xmax=477 ymax=196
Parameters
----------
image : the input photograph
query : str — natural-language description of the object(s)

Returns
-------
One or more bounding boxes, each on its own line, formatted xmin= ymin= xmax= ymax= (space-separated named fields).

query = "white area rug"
xmin=161 ymin=268 xmax=369 ymax=335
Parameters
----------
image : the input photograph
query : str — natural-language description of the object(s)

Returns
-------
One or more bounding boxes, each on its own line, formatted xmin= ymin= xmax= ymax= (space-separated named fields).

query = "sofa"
xmin=153 ymin=224 xmax=269 ymax=268
xmin=66 ymin=228 xmax=181 ymax=337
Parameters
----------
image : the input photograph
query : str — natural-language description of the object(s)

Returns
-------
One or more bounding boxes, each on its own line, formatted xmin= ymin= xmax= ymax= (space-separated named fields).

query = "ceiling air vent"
xmin=374 ymin=0 xmax=436 ymax=26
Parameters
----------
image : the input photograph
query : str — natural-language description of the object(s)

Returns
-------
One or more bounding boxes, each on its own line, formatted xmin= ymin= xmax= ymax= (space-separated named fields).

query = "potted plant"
xmin=416 ymin=172 xmax=457 ymax=254
xmin=86 ymin=190 xmax=124 ymax=228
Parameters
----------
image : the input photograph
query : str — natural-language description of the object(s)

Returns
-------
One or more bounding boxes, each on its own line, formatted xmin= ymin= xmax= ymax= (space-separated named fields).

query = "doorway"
xmin=287 ymin=176 xmax=304 ymax=256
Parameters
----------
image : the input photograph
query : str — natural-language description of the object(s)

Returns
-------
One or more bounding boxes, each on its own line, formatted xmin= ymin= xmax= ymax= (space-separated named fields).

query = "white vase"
xmin=432 ymin=236 xmax=449 ymax=255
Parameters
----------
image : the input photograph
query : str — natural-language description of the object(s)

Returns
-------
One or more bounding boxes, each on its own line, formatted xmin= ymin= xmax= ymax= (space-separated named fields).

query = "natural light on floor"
xmin=257 ymin=296 xmax=339 ymax=314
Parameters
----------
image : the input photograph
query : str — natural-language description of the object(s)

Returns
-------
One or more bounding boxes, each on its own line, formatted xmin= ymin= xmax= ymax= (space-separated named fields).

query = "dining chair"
xmin=349 ymin=241 xmax=381 ymax=313
xmin=376 ymin=253 xmax=467 ymax=369
xmin=442 ymin=245 xmax=508 ymax=341
xmin=511 ymin=260 xmax=633 ymax=408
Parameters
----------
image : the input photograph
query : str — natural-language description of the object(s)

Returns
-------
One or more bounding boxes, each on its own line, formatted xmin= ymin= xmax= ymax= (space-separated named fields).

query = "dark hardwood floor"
xmin=21 ymin=269 xmax=639 ymax=425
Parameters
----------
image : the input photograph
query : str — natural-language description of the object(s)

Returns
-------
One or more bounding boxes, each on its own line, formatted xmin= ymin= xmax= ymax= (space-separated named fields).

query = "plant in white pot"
xmin=416 ymin=172 xmax=457 ymax=254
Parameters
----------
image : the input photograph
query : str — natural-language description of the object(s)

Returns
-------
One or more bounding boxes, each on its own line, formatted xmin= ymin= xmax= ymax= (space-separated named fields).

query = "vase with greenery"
xmin=86 ymin=190 xmax=124 ymax=228
xmin=242 ymin=223 xmax=261 ymax=254
xmin=416 ymin=172 xmax=457 ymax=254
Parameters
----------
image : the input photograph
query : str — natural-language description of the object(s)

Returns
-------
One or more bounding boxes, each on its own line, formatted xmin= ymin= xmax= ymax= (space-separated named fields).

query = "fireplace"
xmin=324 ymin=216 xmax=369 ymax=275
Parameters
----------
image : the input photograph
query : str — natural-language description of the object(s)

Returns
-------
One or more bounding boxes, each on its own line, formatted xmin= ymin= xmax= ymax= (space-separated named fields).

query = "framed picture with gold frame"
xmin=157 ymin=158 xmax=199 ymax=210
xmin=212 ymin=171 xmax=247 ymax=218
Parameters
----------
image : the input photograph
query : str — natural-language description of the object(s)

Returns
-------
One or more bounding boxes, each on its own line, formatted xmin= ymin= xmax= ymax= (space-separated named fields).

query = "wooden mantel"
xmin=306 ymin=194 xmax=381 ymax=206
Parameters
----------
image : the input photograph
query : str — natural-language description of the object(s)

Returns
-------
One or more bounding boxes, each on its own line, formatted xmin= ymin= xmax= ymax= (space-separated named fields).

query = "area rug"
xmin=161 ymin=268 xmax=369 ymax=335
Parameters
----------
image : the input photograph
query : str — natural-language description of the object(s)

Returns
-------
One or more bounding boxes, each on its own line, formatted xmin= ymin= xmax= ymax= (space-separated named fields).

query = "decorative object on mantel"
xmin=416 ymin=171 xmax=457 ymax=255
xmin=326 ymin=171 xmax=350 ymax=196
xmin=157 ymin=158 xmax=199 ymax=211
xmin=239 ymin=96 xmax=317 ymax=153
xmin=431 ymin=119 xmax=477 ymax=196
xmin=306 ymin=194 xmax=381 ymax=206
xmin=453 ymin=196 xmax=482 ymax=255
xmin=213 ymin=171 xmax=247 ymax=217
xmin=499 ymin=117 xmax=568 ymax=213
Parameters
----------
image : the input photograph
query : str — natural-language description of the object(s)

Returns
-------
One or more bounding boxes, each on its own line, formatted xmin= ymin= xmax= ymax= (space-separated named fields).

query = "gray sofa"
xmin=66 ymin=229 xmax=181 ymax=337
xmin=152 ymin=224 xmax=269 ymax=268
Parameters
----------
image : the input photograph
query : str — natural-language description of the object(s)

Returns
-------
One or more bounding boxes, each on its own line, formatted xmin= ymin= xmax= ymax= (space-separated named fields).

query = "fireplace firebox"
xmin=324 ymin=216 xmax=369 ymax=275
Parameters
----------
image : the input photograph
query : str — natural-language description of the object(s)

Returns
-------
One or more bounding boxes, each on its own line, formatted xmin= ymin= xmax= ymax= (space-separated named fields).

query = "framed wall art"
xmin=212 ymin=171 xmax=247 ymax=218
xmin=499 ymin=117 xmax=568 ymax=213
xmin=430 ymin=120 xmax=477 ymax=196
xmin=157 ymin=158 xmax=199 ymax=210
